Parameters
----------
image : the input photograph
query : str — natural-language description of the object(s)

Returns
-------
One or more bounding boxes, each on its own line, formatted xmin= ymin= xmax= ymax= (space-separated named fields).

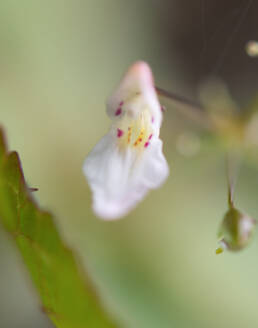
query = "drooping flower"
xmin=83 ymin=61 xmax=169 ymax=220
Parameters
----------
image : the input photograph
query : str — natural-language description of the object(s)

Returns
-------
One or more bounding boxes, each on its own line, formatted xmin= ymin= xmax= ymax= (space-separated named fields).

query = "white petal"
xmin=83 ymin=133 xmax=169 ymax=220
xmin=107 ymin=61 xmax=162 ymax=131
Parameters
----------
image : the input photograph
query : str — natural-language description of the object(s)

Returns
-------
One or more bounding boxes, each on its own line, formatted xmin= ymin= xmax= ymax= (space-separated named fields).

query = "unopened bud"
xmin=216 ymin=207 xmax=256 ymax=253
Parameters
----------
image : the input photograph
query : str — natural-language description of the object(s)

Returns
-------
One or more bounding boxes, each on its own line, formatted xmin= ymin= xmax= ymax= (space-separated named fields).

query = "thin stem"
xmin=227 ymin=157 xmax=234 ymax=208
xmin=156 ymin=87 xmax=214 ymax=131
xmin=226 ymin=152 xmax=241 ymax=208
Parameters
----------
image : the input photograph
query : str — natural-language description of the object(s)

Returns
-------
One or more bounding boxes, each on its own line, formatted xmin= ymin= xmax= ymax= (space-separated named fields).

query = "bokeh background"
xmin=1 ymin=1 xmax=258 ymax=327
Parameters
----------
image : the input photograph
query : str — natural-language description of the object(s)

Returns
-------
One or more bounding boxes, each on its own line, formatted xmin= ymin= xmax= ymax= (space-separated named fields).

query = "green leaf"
xmin=0 ymin=127 xmax=118 ymax=328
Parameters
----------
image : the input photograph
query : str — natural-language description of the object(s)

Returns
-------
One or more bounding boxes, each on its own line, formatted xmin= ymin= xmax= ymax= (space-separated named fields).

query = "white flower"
xmin=83 ymin=61 xmax=169 ymax=220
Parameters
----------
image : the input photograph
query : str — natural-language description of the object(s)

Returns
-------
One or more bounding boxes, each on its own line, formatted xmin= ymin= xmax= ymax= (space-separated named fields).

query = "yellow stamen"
xmin=127 ymin=127 xmax=132 ymax=143
xmin=116 ymin=108 xmax=153 ymax=150
xmin=133 ymin=129 xmax=145 ymax=147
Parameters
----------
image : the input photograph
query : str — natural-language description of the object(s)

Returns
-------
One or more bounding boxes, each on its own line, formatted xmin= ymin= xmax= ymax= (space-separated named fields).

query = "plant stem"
xmin=156 ymin=87 xmax=214 ymax=131
xmin=226 ymin=151 xmax=241 ymax=208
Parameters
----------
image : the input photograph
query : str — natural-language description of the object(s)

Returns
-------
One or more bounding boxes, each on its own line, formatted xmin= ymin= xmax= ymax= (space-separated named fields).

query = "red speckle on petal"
xmin=151 ymin=117 xmax=155 ymax=123
xmin=115 ymin=108 xmax=122 ymax=116
xmin=144 ymin=142 xmax=150 ymax=148
xmin=148 ymin=134 xmax=153 ymax=140
xmin=119 ymin=101 xmax=124 ymax=106
xmin=117 ymin=128 xmax=124 ymax=138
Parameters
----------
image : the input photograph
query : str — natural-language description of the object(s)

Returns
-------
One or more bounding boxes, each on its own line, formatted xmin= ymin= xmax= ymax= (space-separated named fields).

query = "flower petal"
xmin=107 ymin=61 xmax=162 ymax=131
xmin=83 ymin=133 xmax=169 ymax=220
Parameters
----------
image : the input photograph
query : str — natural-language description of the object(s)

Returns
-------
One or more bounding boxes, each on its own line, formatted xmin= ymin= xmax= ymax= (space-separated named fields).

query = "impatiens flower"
xmin=83 ymin=61 xmax=169 ymax=220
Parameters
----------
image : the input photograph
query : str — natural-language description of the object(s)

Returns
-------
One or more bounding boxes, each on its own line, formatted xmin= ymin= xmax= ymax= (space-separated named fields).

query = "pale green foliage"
xmin=0 ymin=127 xmax=118 ymax=328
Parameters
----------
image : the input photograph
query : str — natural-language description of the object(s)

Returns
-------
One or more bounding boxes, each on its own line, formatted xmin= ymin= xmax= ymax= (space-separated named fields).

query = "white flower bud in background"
xmin=246 ymin=40 xmax=258 ymax=57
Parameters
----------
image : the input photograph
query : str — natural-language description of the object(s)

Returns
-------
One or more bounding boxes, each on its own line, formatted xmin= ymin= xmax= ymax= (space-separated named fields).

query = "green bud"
xmin=216 ymin=207 xmax=256 ymax=253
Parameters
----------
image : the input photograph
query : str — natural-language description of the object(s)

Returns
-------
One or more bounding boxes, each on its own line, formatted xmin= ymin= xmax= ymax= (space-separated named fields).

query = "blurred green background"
xmin=1 ymin=1 xmax=258 ymax=327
